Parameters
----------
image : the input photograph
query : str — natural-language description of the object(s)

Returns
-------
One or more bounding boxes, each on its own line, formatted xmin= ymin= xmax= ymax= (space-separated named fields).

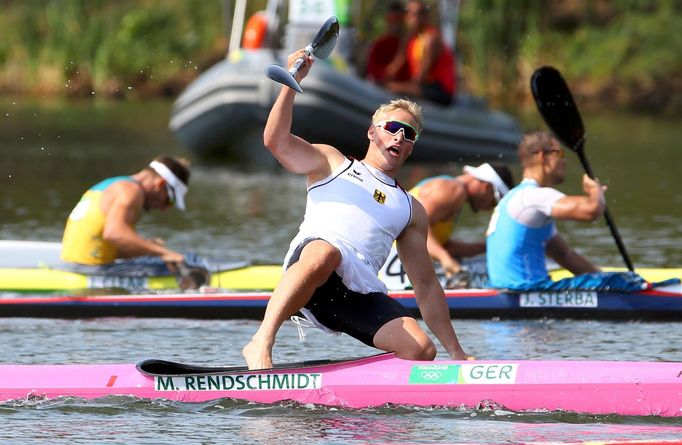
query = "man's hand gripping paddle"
xmin=265 ymin=16 xmax=340 ymax=93
xmin=530 ymin=66 xmax=634 ymax=271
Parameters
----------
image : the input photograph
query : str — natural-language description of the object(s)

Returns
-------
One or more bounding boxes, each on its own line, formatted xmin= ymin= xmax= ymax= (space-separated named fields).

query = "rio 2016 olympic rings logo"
xmin=419 ymin=371 xmax=443 ymax=380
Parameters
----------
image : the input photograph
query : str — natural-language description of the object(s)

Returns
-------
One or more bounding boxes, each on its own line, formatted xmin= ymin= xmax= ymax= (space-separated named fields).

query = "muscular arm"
xmin=101 ymin=182 xmax=183 ymax=262
xmin=397 ymin=200 xmax=469 ymax=359
xmin=417 ymin=179 xmax=467 ymax=275
xmin=425 ymin=227 xmax=461 ymax=275
xmin=263 ymin=49 xmax=345 ymax=183
xmin=546 ymin=234 xmax=601 ymax=275
xmin=444 ymin=239 xmax=486 ymax=258
xmin=551 ymin=174 xmax=606 ymax=222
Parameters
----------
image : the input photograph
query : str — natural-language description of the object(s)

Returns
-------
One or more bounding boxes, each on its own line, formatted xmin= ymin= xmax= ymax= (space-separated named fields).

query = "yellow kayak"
xmin=1 ymin=264 xmax=679 ymax=293
xmin=0 ymin=240 xmax=678 ymax=293
xmin=550 ymin=267 xmax=682 ymax=283
xmin=0 ymin=264 xmax=284 ymax=293
xmin=0 ymin=240 xmax=284 ymax=293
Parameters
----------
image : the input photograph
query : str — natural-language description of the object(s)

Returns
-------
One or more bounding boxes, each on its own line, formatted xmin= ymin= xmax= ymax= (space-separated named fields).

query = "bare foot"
xmin=242 ymin=339 xmax=273 ymax=370
xmin=450 ymin=350 xmax=476 ymax=361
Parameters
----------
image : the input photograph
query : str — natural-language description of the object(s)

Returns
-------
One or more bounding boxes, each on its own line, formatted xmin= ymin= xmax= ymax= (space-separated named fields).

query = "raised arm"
xmin=396 ymin=199 xmax=470 ymax=360
xmin=551 ymin=174 xmax=606 ymax=222
xmin=263 ymin=49 xmax=345 ymax=181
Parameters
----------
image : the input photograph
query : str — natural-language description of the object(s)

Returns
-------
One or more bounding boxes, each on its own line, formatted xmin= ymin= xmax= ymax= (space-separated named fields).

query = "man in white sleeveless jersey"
xmin=243 ymin=48 xmax=471 ymax=369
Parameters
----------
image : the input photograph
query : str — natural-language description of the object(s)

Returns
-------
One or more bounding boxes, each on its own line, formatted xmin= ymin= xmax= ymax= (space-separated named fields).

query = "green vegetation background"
xmin=1 ymin=0 xmax=679 ymax=114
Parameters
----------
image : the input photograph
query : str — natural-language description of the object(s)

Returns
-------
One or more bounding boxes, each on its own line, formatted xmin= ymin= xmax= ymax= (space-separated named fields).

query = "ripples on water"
xmin=3 ymin=396 xmax=682 ymax=444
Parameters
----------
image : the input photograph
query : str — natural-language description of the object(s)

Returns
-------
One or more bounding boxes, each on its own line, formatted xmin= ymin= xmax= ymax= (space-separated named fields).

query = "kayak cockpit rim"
xmin=137 ymin=352 xmax=394 ymax=376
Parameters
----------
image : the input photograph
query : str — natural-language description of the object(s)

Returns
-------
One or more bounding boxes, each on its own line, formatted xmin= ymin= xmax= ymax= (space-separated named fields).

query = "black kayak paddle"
xmin=265 ymin=16 xmax=340 ymax=93
xmin=530 ymin=66 xmax=634 ymax=272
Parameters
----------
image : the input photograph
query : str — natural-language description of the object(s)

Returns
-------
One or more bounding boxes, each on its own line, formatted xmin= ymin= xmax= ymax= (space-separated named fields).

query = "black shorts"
xmin=287 ymin=239 xmax=413 ymax=347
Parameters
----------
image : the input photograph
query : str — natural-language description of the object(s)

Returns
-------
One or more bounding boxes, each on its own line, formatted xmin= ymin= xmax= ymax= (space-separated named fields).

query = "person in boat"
xmin=243 ymin=48 xmax=472 ymax=370
xmin=408 ymin=163 xmax=514 ymax=285
xmin=485 ymin=131 xmax=647 ymax=292
xmin=61 ymin=155 xmax=189 ymax=270
xmin=364 ymin=2 xmax=410 ymax=84
xmin=382 ymin=0 xmax=456 ymax=106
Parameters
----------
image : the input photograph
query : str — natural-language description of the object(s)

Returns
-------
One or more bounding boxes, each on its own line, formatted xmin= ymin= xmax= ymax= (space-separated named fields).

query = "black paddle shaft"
xmin=575 ymin=141 xmax=634 ymax=272
xmin=531 ymin=66 xmax=635 ymax=272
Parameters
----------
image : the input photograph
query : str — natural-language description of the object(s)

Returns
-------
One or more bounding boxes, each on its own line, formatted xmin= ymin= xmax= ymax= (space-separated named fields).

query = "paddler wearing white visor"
xmin=403 ymin=162 xmax=514 ymax=284
xmin=61 ymin=155 xmax=190 ymax=269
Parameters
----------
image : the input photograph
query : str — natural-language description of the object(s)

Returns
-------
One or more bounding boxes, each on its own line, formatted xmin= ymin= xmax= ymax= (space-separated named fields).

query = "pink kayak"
xmin=1 ymin=353 xmax=681 ymax=417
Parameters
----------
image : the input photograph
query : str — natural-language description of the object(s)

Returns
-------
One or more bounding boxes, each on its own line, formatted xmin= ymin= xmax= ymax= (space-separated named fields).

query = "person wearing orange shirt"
xmin=384 ymin=0 xmax=456 ymax=106
xmin=365 ymin=2 xmax=410 ymax=84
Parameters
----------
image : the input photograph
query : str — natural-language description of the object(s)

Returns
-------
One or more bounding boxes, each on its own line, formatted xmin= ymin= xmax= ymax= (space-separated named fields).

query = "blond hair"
xmin=372 ymin=99 xmax=424 ymax=133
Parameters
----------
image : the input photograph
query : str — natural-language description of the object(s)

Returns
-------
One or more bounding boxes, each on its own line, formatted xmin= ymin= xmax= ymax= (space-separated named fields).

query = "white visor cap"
xmin=463 ymin=163 xmax=509 ymax=202
xmin=149 ymin=160 xmax=188 ymax=210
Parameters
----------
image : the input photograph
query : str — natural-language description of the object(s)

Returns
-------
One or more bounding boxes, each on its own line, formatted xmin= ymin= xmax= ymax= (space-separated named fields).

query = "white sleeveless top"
xmin=284 ymin=158 xmax=413 ymax=293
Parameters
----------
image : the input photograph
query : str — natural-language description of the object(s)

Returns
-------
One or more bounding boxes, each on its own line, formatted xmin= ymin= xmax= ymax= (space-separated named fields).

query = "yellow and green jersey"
xmin=61 ymin=176 xmax=135 ymax=265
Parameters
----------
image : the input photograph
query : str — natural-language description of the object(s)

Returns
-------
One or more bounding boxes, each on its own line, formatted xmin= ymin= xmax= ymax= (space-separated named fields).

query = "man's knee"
xmin=399 ymin=338 xmax=437 ymax=361
xmin=374 ymin=318 xmax=437 ymax=361
xmin=299 ymin=240 xmax=341 ymax=280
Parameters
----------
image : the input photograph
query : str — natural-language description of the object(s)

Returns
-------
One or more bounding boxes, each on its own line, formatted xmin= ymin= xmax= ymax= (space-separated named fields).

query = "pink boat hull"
xmin=1 ymin=354 xmax=681 ymax=417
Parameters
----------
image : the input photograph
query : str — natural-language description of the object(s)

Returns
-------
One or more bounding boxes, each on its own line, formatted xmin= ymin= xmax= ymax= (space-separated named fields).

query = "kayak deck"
xmin=1 ymin=354 xmax=681 ymax=417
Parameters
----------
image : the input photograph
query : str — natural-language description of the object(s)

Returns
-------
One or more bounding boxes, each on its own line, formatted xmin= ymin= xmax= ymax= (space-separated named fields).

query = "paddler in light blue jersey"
xmin=486 ymin=131 xmax=647 ymax=292
xmin=61 ymin=155 xmax=190 ymax=267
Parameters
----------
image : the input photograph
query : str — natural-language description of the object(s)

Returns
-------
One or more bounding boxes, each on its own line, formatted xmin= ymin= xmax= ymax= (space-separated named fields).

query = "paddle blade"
xmin=311 ymin=16 xmax=339 ymax=59
xmin=265 ymin=64 xmax=303 ymax=93
xmin=530 ymin=66 xmax=585 ymax=152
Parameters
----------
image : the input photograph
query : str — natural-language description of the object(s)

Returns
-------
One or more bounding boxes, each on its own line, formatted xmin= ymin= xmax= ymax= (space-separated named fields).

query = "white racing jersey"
xmin=284 ymin=158 xmax=413 ymax=293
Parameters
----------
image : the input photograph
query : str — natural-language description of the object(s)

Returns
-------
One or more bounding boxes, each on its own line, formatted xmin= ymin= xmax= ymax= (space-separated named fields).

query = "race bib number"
xmin=378 ymin=247 xmax=490 ymax=290
xmin=378 ymin=247 xmax=413 ymax=290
